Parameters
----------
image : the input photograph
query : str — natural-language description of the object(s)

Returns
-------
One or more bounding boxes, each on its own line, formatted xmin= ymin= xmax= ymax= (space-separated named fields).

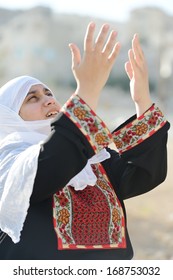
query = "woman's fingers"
xmin=132 ymin=34 xmax=145 ymax=66
xmin=84 ymin=22 xmax=96 ymax=52
xmin=103 ymin=29 xmax=121 ymax=65
xmin=95 ymin=24 xmax=110 ymax=51
xmin=96 ymin=25 xmax=120 ymax=62
xmin=69 ymin=43 xmax=81 ymax=69
xmin=108 ymin=42 xmax=121 ymax=65
xmin=128 ymin=48 xmax=137 ymax=72
xmin=84 ymin=22 xmax=119 ymax=61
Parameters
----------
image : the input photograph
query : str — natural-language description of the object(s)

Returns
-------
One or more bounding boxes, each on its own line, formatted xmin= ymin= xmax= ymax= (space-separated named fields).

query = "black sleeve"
xmin=103 ymin=122 xmax=170 ymax=200
xmin=31 ymin=113 xmax=95 ymax=202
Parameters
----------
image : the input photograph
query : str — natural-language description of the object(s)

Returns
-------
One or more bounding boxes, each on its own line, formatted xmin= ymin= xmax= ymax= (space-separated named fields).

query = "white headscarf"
xmin=0 ymin=76 xmax=53 ymax=243
xmin=0 ymin=75 xmax=110 ymax=243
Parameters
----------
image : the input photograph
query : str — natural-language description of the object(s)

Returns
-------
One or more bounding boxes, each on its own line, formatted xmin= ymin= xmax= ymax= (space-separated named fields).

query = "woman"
xmin=0 ymin=22 xmax=170 ymax=259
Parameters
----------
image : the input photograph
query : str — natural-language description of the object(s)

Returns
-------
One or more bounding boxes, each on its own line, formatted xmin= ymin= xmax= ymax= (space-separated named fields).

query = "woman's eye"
xmin=47 ymin=92 xmax=53 ymax=96
xmin=28 ymin=96 xmax=37 ymax=101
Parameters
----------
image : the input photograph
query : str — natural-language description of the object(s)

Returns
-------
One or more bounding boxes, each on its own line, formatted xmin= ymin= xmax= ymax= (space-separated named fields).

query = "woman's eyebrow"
xmin=44 ymin=88 xmax=53 ymax=93
xmin=26 ymin=90 xmax=37 ymax=96
xmin=26 ymin=87 xmax=51 ymax=97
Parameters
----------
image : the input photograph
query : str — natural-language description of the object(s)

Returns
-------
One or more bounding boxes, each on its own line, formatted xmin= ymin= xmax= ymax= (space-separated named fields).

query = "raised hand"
xmin=125 ymin=34 xmax=152 ymax=116
xmin=69 ymin=22 xmax=120 ymax=111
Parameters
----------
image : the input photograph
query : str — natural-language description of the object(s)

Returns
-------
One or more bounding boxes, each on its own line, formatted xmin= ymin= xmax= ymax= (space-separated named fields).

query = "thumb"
xmin=125 ymin=61 xmax=133 ymax=80
xmin=69 ymin=43 xmax=81 ymax=69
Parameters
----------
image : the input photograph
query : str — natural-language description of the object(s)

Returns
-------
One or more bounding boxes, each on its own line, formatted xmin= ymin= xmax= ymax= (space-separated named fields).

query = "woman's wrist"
xmin=135 ymin=99 xmax=153 ymax=117
xmin=75 ymin=87 xmax=100 ymax=112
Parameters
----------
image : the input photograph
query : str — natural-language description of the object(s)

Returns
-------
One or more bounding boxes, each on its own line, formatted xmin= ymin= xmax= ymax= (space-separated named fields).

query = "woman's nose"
xmin=44 ymin=96 xmax=56 ymax=106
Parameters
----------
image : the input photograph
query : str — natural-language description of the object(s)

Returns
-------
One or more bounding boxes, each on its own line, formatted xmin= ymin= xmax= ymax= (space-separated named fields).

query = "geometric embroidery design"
xmin=53 ymin=163 xmax=126 ymax=250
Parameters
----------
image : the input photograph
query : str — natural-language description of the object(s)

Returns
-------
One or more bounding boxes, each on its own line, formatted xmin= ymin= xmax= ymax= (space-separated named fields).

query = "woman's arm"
xmin=31 ymin=22 xmax=120 ymax=202
xmin=125 ymin=34 xmax=153 ymax=117
xmin=70 ymin=22 xmax=120 ymax=111
xmin=104 ymin=33 xmax=170 ymax=199
xmin=104 ymin=107 xmax=170 ymax=200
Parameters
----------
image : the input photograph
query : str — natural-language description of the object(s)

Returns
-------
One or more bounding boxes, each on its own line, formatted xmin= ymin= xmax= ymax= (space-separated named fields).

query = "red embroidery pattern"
xmin=113 ymin=105 xmax=167 ymax=154
xmin=70 ymin=185 xmax=110 ymax=245
xmin=61 ymin=94 xmax=113 ymax=153
xmin=53 ymin=163 xmax=126 ymax=250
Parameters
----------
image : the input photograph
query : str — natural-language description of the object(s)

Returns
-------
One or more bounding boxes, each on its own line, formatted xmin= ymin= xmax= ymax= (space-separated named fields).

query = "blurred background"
xmin=0 ymin=0 xmax=172 ymax=259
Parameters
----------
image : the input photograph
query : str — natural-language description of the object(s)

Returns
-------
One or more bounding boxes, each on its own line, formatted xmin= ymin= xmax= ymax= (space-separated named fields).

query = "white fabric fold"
xmin=0 ymin=141 xmax=41 ymax=243
xmin=67 ymin=149 xmax=110 ymax=191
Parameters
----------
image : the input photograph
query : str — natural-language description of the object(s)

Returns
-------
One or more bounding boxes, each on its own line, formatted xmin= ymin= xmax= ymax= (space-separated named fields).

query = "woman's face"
xmin=19 ymin=84 xmax=61 ymax=121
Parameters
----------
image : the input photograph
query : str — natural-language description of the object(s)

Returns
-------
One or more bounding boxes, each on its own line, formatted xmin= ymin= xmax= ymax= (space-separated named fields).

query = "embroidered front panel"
xmin=61 ymin=94 xmax=113 ymax=153
xmin=113 ymin=105 xmax=167 ymax=154
xmin=53 ymin=163 xmax=126 ymax=250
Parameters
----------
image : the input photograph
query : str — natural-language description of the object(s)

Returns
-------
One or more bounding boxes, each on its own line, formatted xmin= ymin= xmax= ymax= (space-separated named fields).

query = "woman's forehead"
xmin=28 ymin=84 xmax=50 ymax=92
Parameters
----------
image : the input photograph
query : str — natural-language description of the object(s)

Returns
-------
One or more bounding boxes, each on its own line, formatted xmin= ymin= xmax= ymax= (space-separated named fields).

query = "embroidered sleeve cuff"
xmin=112 ymin=104 xmax=167 ymax=154
xmin=60 ymin=94 xmax=113 ymax=153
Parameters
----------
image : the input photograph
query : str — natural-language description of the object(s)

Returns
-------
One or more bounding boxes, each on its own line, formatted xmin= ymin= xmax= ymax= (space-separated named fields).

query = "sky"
xmin=0 ymin=0 xmax=173 ymax=22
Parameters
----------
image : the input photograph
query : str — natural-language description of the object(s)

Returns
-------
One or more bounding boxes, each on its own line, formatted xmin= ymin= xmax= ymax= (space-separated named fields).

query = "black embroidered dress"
xmin=0 ymin=95 xmax=170 ymax=260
